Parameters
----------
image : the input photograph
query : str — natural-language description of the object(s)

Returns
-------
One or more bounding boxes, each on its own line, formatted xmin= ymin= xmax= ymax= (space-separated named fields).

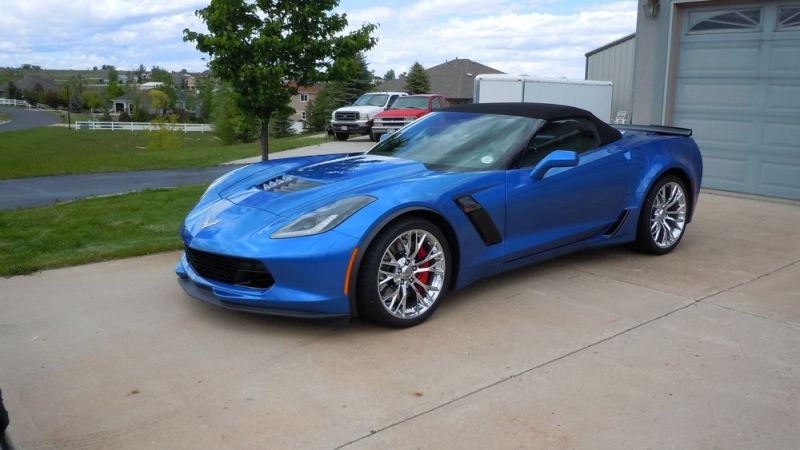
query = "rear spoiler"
xmin=614 ymin=124 xmax=692 ymax=137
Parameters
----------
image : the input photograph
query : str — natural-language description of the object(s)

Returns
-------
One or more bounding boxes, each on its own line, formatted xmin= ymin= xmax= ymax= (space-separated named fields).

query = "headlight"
xmin=359 ymin=112 xmax=368 ymax=120
xmin=271 ymin=196 xmax=376 ymax=238
xmin=331 ymin=112 xmax=336 ymax=120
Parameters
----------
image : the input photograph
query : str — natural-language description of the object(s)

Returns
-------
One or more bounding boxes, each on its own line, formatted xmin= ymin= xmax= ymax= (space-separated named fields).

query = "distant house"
xmin=289 ymin=84 xmax=322 ymax=124
xmin=377 ymin=58 xmax=504 ymax=104
xmin=0 ymin=74 xmax=59 ymax=98
xmin=111 ymin=94 xmax=134 ymax=114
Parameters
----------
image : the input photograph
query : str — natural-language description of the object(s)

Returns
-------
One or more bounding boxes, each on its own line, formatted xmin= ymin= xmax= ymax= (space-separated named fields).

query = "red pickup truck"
xmin=370 ymin=94 xmax=448 ymax=141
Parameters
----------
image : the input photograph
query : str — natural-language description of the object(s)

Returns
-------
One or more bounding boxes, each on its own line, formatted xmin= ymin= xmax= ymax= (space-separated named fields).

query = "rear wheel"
xmin=635 ymin=175 xmax=689 ymax=254
xmin=335 ymin=132 xmax=349 ymax=141
xmin=357 ymin=218 xmax=451 ymax=327
xmin=369 ymin=131 xmax=381 ymax=142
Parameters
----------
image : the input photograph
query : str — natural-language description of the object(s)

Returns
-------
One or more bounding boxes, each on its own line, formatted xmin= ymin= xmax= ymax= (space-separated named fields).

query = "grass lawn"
xmin=0 ymin=185 xmax=205 ymax=277
xmin=0 ymin=127 xmax=326 ymax=179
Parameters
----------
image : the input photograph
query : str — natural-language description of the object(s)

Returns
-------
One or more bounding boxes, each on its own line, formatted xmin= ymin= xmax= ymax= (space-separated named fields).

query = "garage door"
xmin=673 ymin=3 xmax=800 ymax=199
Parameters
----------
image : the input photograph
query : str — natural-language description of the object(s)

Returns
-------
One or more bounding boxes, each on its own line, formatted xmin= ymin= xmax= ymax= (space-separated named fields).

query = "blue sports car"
xmin=176 ymin=103 xmax=702 ymax=327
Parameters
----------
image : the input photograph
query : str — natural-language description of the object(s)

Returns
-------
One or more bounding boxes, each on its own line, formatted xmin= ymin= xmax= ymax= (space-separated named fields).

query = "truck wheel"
xmin=335 ymin=133 xmax=349 ymax=141
xmin=370 ymin=132 xmax=381 ymax=142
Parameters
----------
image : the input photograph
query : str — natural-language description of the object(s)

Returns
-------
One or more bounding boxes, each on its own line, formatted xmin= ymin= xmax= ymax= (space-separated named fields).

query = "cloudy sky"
xmin=0 ymin=0 xmax=636 ymax=79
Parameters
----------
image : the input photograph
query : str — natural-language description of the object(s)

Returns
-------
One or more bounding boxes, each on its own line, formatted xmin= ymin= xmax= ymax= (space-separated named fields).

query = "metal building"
xmin=585 ymin=34 xmax=636 ymax=124
xmin=630 ymin=0 xmax=800 ymax=200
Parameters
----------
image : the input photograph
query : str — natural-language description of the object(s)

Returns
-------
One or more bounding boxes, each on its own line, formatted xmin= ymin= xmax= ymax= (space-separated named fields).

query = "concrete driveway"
xmin=0 ymin=193 xmax=798 ymax=449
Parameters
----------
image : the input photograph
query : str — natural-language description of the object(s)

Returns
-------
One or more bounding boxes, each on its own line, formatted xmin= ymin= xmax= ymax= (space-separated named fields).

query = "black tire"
xmin=635 ymin=175 xmax=689 ymax=255
xmin=335 ymin=132 xmax=349 ymax=141
xmin=357 ymin=218 xmax=451 ymax=327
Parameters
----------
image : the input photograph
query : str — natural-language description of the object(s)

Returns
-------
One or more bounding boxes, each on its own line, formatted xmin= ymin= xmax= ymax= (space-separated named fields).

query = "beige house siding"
xmin=290 ymin=91 xmax=317 ymax=123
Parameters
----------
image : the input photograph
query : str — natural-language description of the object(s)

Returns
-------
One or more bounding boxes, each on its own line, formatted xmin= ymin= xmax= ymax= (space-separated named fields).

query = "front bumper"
xmin=331 ymin=121 xmax=370 ymax=134
xmin=175 ymin=229 xmax=359 ymax=318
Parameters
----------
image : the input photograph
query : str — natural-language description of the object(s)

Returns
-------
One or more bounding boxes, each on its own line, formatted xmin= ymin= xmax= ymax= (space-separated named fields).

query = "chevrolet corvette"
xmin=176 ymin=103 xmax=702 ymax=327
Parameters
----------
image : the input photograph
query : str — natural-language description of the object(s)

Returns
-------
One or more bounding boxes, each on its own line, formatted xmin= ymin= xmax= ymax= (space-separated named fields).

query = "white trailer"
xmin=473 ymin=74 xmax=613 ymax=122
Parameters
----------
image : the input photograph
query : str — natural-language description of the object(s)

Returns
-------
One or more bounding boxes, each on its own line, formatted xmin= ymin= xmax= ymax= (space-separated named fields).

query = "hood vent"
xmin=258 ymin=175 xmax=321 ymax=193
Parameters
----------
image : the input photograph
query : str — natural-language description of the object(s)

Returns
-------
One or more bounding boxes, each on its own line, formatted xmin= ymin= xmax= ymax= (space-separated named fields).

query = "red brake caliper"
xmin=415 ymin=245 xmax=430 ymax=291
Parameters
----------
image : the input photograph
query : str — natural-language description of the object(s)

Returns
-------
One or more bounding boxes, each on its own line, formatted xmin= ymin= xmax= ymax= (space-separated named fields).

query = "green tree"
xmin=307 ymin=82 xmax=348 ymax=131
xmin=7 ymin=81 xmax=19 ymax=99
xmin=107 ymin=67 xmax=124 ymax=99
xmin=135 ymin=64 xmax=146 ymax=83
xmin=383 ymin=69 xmax=396 ymax=81
xmin=404 ymin=62 xmax=429 ymax=94
xmin=269 ymin=103 xmax=296 ymax=137
xmin=184 ymin=0 xmax=377 ymax=160
xmin=341 ymin=53 xmax=374 ymax=104
xmin=148 ymin=115 xmax=183 ymax=151
xmin=210 ymin=82 xmax=259 ymax=144
xmin=197 ymin=77 xmax=215 ymax=122
xmin=149 ymin=89 xmax=170 ymax=115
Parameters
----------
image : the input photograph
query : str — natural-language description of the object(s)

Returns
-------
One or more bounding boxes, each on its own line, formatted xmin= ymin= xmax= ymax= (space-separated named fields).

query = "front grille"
xmin=376 ymin=118 xmax=407 ymax=126
xmin=335 ymin=111 xmax=358 ymax=121
xmin=186 ymin=247 xmax=274 ymax=289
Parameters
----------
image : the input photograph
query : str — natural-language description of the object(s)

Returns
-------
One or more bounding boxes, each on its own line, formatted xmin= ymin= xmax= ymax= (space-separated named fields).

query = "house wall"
xmin=289 ymin=92 xmax=317 ymax=122
xmin=586 ymin=36 xmax=636 ymax=122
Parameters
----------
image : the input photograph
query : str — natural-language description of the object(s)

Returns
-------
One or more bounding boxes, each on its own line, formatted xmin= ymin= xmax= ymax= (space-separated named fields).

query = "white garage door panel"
xmin=767 ymin=85 xmax=800 ymax=110
xmin=770 ymin=45 xmax=800 ymax=75
xmin=674 ymin=2 xmax=800 ymax=199
xmin=679 ymin=45 xmax=761 ymax=76
xmin=703 ymin=156 xmax=750 ymax=182
xmin=676 ymin=82 xmax=757 ymax=109
xmin=674 ymin=117 xmax=754 ymax=145
xmin=763 ymin=122 xmax=800 ymax=148
xmin=759 ymin=162 xmax=800 ymax=198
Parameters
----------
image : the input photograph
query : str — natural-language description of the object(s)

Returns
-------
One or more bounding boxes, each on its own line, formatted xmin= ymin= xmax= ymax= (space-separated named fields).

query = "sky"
xmin=0 ymin=0 xmax=636 ymax=79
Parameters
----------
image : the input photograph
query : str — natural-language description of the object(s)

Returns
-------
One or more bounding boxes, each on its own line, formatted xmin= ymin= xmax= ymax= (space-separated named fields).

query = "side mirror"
xmin=530 ymin=150 xmax=579 ymax=180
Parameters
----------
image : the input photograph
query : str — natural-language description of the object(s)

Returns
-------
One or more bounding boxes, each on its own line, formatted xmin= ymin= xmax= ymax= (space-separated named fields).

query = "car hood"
xmin=376 ymin=108 xmax=428 ymax=119
xmin=218 ymin=154 xmax=435 ymax=216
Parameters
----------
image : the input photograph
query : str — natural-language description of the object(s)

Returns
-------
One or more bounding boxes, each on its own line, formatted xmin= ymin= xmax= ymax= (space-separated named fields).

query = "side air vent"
xmin=603 ymin=209 xmax=631 ymax=237
xmin=455 ymin=195 xmax=502 ymax=245
xmin=258 ymin=175 xmax=321 ymax=193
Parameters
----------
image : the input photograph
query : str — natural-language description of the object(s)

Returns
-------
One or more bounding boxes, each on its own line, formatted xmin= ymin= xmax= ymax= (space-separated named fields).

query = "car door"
xmin=504 ymin=117 xmax=640 ymax=262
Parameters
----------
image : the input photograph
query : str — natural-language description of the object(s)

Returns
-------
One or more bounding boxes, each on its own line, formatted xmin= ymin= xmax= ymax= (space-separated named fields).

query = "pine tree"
xmin=404 ymin=62 xmax=429 ymax=94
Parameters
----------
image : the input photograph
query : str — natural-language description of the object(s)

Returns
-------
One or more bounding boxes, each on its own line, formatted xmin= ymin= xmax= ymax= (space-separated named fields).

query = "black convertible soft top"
xmin=444 ymin=102 xmax=622 ymax=146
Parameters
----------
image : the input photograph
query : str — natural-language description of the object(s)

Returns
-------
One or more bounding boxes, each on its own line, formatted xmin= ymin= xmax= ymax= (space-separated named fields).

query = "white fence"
xmin=74 ymin=121 xmax=214 ymax=133
xmin=0 ymin=98 xmax=31 ymax=108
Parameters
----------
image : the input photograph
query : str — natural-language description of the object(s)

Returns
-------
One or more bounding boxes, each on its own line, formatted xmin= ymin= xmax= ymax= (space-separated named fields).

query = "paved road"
xmin=0 ymin=107 xmax=60 ymax=132
xmin=1 ymin=193 xmax=799 ymax=449
xmin=0 ymin=137 xmax=374 ymax=210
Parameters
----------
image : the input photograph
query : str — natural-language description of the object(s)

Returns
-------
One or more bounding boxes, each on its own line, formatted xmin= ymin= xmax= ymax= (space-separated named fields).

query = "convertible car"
xmin=176 ymin=103 xmax=702 ymax=327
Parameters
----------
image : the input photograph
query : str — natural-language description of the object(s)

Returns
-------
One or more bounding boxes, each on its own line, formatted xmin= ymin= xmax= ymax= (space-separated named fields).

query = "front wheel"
xmin=369 ymin=132 xmax=381 ymax=142
xmin=335 ymin=132 xmax=349 ymax=141
xmin=635 ymin=175 xmax=689 ymax=254
xmin=357 ymin=218 xmax=451 ymax=327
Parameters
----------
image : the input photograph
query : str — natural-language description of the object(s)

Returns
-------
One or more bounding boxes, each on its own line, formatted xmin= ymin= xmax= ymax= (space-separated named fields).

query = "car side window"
xmin=519 ymin=118 xmax=601 ymax=168
xmin=387 ymin=95 xmax=399 ymax=107
xmin=431 ymin=98 xmax=442 ymax=110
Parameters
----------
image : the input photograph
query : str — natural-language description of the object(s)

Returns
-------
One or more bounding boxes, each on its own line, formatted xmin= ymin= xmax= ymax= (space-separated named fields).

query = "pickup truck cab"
xmin=330 ymin=91 xmax=407 ymax=141
xmin=371 ymin=94 xmax=449 ymax=141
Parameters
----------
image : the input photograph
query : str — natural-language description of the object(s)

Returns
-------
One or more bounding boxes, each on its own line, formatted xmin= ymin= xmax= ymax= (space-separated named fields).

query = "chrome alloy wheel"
xmin=377 ymin=229 xmax=446 ymax=319
xmin=650 ymin=181 xmax=687 ymax=249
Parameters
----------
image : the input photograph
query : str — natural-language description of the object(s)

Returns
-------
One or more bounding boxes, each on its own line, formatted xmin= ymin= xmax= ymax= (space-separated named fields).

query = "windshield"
xmin=353 ymin=94 xmax=389 ymax=107
xmin=391 ymin=97 xmax=429 ymax=110
xmin=368 ymin=112 xmax=542 ymax=171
